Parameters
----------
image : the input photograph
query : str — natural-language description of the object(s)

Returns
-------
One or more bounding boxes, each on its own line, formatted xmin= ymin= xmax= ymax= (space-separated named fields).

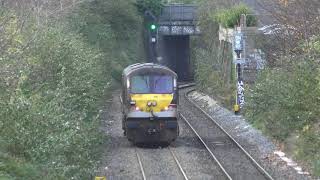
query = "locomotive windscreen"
xmin=130 ymin=75 xmax=173 ymax=94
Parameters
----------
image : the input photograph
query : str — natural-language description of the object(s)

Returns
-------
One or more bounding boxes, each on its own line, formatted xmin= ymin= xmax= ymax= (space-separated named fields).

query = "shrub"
xmin=0 ymin=25 xmax=107 ymax=179
xmin=0 ymin=0 xmax=144 ymax=178
xmin=192 ymin=2 xmax=236 ymax=109
xmin=135 ymin=0 xmax=164 ymax=16
xmin=0 ymin=152 xmax=41 ymax=179
xmin=214 ymin=4 xmax=257 ymax=28
xmin=244 ymin=59 xmax=320 ymax=176
xmin=296 ymin=126 xmax=320 ymax=176
xmin=70 ymin=0 xmax=144 ymax=80
xmin=245 ymin=61 xmax=320 ymax=141
xmin=194 ymin=46 xmax=235 ymax=107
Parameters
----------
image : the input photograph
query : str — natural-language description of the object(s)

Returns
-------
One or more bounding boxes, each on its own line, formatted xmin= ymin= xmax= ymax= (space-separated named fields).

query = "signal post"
xmin=144 ymin=11 xmax=158 ymax=63
xmin=233 ymin=14 xmax=246 ymax=114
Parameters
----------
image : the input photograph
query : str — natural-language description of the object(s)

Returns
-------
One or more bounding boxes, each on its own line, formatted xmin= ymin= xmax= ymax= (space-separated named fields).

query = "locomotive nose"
xmin=131 ymin=94 xmax=173 ymax=112
xmin=147 ymin=101 xmax=157 ymax=107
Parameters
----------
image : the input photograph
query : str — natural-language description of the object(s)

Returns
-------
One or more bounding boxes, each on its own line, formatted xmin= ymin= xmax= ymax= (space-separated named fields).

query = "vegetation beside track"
xmin=135 ymin=0 xmax=164 ymax=16
xmin=243 ymin=1 xmax=320 ymax=176
xmin=192 ymin=3 xmax=254 ymax=107
xmin=0 ymin=0 xmax=143 ymax=179
xmin=214 ymin=4 xmax=257 ymax=28
xmin=245 ymin=41 xmax=320 ymax=176
xmin=192 ymin=1 xmax=320 ymax=176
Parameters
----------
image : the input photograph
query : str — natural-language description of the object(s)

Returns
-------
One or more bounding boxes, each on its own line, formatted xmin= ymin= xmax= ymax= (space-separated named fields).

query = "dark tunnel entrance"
xmin=145 ymin=4 xmax=199 ymax=82
xmin=162 ymin=35 xmax=193 ymax=82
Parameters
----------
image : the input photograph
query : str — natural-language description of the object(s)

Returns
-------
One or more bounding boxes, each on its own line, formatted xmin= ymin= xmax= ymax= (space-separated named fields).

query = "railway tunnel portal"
xmin=146 ymin=4 xmax=200 ymax=82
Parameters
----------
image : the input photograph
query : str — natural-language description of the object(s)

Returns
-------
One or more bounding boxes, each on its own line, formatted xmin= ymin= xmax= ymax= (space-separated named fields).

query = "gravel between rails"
xmin=98 ymin=87 xmax=297 ymax=180
xmin=180 ymin=88 xmax=270 ymax=180
xmin=172 ymin=117 xmax=228 ymax=180
xmin=96 ymin=91 xmax=142 ymax=179
xmin=136 ymin=146 xmax=186 ymax=180
xmin=186 ymin=89 xmax=312 ymax=180
xmin=168 ymin=147 xmax=189 ymax=180
xmin=97 ymin=90 xmax=228 ymax=180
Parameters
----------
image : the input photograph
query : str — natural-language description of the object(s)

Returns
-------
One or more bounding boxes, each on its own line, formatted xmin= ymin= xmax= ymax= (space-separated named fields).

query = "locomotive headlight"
xmin=163 ymin=104 xmax=176 ymax=111
xmin=152 ymin=101 xmax=157 ymax=106
xmin=147 ymin=102 xmax=152 ymax=107
xmin=130 ymin=101 xmax=136 ymax=105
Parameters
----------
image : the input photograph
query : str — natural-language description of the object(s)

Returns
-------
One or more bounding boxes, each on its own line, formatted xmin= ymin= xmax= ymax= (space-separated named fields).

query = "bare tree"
xmin=254 ymin=0 xmax=320 ymax=66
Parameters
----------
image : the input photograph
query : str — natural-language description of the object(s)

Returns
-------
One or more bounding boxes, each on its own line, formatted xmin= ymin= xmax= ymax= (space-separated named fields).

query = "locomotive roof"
xmin=123 ymin=63 xmax=177 ymax=77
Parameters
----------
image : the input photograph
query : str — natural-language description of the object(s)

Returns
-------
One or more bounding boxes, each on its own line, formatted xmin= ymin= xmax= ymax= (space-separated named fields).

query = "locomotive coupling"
xmin=147 ymin=128 xmax=157 ymax=134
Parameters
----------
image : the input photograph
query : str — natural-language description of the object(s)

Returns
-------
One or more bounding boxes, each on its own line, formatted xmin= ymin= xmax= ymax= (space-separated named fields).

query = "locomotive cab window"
xmin=130 ymin=74 xmax=174 ymax=94
xmin=130 ymin=75 xmax=150 ymax=94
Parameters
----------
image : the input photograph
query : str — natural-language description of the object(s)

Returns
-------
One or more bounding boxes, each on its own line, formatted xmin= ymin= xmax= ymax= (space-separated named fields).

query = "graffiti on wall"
xmin=237 ymin=81 xmax=245 ymax=108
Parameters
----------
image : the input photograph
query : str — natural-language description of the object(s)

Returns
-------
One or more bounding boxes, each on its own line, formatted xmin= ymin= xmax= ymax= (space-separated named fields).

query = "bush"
xmin=296 ymin=126 xmax=320 ymax=176
xmin=0 ymin=152 xmax=41 ymax=179
xmin=244 ymin=59 xmax=320 ymax=176
xmin=192 ymin=2 xmax=236 ymax=108
xmin=0 ymin=25 xmax=107 ymax=179
xmin=194 ymin=46 xmax=235 ymax=107
xmin=214 ymin=4 xmax=257 ymax=28
xmin=70 ymin=0 xmax=144 ymax=80
xmin=245 ymin=61 xmax=320 ymax=140
xmin=135 ymin=0 xmax=164 ymax=16
xmin=0 ymin=0 xmax=144 ymax=178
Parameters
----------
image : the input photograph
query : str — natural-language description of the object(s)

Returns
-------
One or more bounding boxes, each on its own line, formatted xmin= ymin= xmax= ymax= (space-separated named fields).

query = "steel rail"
xmin=168 ymin=147 xmax=189 ymax=180
xmin=135 ymin=147 xmax=147 ymax=180
xmin=180 ymin=113 xmax=233 ymax=180
xmin=178 ymin=83 xmax=196 ymax=89
xmin=184 ymin=89 xmax=274 ymax=180
xmin=130 ymin=83 xmax=193 ymax=180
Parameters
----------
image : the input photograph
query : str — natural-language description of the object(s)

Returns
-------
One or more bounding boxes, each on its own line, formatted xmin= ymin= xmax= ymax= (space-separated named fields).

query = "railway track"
xmin=178 ymin=82 xmax=196 ymax=89
xmin=179 ymin=88 xmax=274 ymax=180
xmin=180 ymin=113 xmax=232 ymax=180
xmin=133 ymin=84 xmax=272 ymax=179
xmin=169 ymin=147 xmax=189 ymax=180
xmin=135 ymin=147 xmax=146 ymax=180
xmin=135 ymin=146 xmax=189 ymax=180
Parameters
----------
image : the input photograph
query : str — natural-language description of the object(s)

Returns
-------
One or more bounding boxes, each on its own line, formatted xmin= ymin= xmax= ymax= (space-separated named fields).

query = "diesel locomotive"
xmin=120 ymin=63 xmax=179 ymax=144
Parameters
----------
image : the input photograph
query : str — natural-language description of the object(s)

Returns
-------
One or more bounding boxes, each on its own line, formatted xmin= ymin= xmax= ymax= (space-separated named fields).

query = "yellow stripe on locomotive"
xmin=130 ymin=94 xmax=174 ymax=112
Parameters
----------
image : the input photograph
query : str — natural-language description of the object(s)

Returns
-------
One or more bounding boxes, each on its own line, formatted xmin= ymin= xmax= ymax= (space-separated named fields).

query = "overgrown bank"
xmin=0 ymin=0 xmax=143 ymax=179
xmin=243 ymin=1 xmax=320 ymax=176
xmin=192 ymin=3 xmax=255 ymax=107
xmin=245 ymin=44 xmax=320 ymax=176
xmin=192 ymin=1 xmax=320 ymax=177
